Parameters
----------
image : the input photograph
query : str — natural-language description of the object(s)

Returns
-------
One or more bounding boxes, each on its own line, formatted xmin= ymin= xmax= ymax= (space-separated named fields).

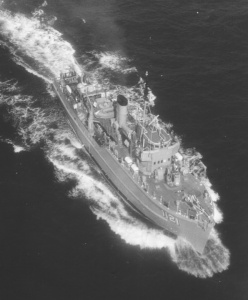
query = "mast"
xmin=140 ymin=71 xmax=149 ymax=145
xmin=144 ymin=71 xmax=149 ymax=101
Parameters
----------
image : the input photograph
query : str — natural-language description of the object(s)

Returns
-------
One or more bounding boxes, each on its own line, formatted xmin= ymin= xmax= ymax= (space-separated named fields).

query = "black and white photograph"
xmin=0 ymin=1 xmax=247 ymax=299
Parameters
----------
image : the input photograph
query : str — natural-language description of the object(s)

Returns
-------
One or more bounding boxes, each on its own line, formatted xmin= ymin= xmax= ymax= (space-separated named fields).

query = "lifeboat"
xmin=94 ymin=106 xmax=114 ymax=119
xmin=94 ymin=98 xmax=115 ymax=119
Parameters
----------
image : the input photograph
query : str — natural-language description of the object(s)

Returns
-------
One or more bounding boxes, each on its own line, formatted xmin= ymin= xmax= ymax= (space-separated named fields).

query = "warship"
xmin=53 ymin=70 xmax=215 ymax=253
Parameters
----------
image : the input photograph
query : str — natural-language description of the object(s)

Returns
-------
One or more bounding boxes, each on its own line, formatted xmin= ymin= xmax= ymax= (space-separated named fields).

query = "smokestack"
xmin=117 ymin=95 xmax=128 ymax=128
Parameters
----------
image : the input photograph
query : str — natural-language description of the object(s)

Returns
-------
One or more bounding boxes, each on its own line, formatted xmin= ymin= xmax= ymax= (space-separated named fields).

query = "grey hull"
xmin=53 ymin=81 xmax=212 ymax=253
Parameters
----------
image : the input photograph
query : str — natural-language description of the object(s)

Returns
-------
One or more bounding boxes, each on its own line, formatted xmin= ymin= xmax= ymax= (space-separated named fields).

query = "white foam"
xmin=49 ymin=143 xmax=176 ymax=254
xmin=0 ymin=9 xmax=229 ymax=277
xmin=213 ymin=202 xmax=223 ymax=224
xmin=0 ymin=9 xmax=82 ymax=79
xmin=95 ymin=51 xmax=137 ymax=74
xmin=173 ymin=228 xmax=230 ymax=278
xmin=12 ymin=54 xmax=52 ymax=84
xmin=41 ymin=1 xmax=48 ymax=7
xmin=32 ymin=9 xmax=44 ymax=18
xmin=1 ymin=77 xmax=229 ymax=277
xmin=13 ymin=144 xmax=25 ymax=152
xmin=201 ymin=177 xmax=220 ymax=202
xmin=94 ymin=209 xmax=176 ymax=251
xmin=69 ymin=136 xmax=83 ymax=149
xmin=200 ymin=177 xmax=223 ymax=223
xmin=47 ymin=131 xmax=230 ymax=278
xmin=0 ymin=138 xmax=26 ymax=152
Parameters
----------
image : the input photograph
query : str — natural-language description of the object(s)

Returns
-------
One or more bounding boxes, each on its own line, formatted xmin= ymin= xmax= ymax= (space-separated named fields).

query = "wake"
xmin=0 ymin=9 xmax=81 ymax=80
xmin=0 ymin=8 xmax=230 ymax=278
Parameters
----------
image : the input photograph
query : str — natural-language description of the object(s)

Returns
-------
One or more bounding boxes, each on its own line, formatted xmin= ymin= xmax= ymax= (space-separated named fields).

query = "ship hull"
xmin=53 ymin=81 xmax=212 ymax=253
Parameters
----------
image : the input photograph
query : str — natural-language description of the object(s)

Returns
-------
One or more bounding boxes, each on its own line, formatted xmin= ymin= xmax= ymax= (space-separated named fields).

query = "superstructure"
xmin=53 ymin=70 xmax=215 ymax=253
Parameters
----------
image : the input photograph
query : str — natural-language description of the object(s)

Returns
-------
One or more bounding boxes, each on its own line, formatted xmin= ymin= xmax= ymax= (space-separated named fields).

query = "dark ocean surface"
xmin=0 ymin=0 xmax=248 ymax=299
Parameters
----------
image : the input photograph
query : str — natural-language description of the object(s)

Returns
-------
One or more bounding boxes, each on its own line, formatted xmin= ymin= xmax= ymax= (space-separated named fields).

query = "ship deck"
xmin=53 ymin=79 xmax=213 ymax=254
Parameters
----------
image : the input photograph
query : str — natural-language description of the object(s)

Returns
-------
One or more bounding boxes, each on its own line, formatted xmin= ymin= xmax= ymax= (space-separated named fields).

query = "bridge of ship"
xmin=142 ymin=125 xmax=171 ymax=146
